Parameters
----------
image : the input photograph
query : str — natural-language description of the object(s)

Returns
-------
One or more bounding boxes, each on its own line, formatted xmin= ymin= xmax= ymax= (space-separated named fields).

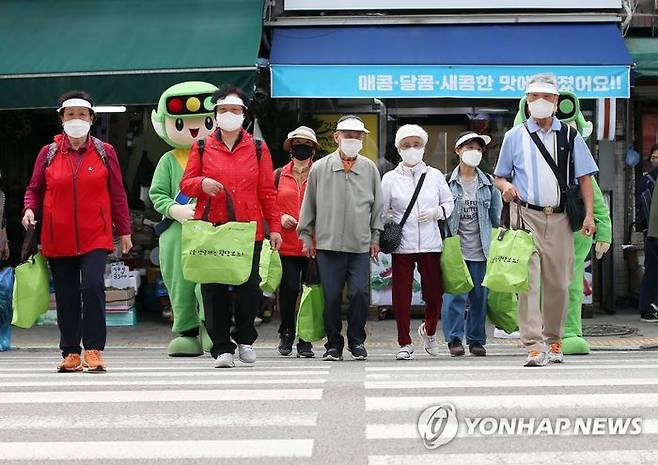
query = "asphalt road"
xmin=0 ymin=346 xmax=656 ymax=464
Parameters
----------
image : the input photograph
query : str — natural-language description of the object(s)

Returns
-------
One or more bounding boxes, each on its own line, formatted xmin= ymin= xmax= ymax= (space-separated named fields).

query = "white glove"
xmin=418 ymin=206 xmax=441 ymax=223
xmin=168 ymin=203 xmax=196 ymax=223
xmin=595 ymin=241 xmax=610 ymax=260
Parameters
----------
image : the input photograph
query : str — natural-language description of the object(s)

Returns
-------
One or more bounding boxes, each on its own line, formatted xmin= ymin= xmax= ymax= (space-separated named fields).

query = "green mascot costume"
xmin=149 ymin=81 xmax=217 ymax=356
xmin=514 ymin=91 xmax=612 ymax=355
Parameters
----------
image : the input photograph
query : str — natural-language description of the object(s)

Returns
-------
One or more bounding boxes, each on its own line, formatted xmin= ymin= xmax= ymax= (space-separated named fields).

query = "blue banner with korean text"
xmin=271 ymin=65 xmax=630 ymax=99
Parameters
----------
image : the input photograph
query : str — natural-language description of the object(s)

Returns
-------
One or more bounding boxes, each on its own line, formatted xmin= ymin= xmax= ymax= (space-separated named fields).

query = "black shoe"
xmin=277 ymin=333 xmax=294 ymax=356
xmin=641 ymin=306 xmax=658 ymax=323
xmin=296 ymin=340 xmax=315 ymax=358
xmin=448 ymin=340 xmax=465 ymax=357
xmin=469 ymin=342 xmax=487 ymax=357
xmin=322 ymin=348 xmax=343 ymax=361
xmin=348 ymin=344 xmax=368 ymax=360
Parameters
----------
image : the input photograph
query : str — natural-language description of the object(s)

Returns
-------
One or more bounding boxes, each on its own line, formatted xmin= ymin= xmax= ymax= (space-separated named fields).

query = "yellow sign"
xmin=313 ymin=113 xmax=379 ymax=162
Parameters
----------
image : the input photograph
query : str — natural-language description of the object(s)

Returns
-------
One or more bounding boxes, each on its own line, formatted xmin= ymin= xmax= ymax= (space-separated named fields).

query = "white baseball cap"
xmin=454 ymin=132 xmax=492 ymax=149
xmin=336 ymin=115 xmax=370 ymax=134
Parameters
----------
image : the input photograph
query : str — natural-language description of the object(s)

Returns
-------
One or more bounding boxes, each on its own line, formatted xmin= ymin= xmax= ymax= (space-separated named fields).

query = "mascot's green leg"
xmin=562 ymin=232 xmax=593 ymax=355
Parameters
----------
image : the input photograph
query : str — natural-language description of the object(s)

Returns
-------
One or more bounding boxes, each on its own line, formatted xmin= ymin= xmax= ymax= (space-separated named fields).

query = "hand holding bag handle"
xmin=20 ymin=225 xmax=38 ymax=263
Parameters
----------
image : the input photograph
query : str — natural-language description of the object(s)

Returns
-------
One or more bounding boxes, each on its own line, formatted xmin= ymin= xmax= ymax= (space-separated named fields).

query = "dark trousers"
xmin=49 ymin=249 xmax=108 ymax=357
xmin=278 ymin=256 xmax=309 ymax=338
xmin=392 ymin=252 xmax=442 ymax=346
xmin=201 ymin=242 xmax=262 ymax=358
xmin=640 ymin=236 xmax=658 ymax=315
xmin=316 ymin=250 xmax=370 ymax=352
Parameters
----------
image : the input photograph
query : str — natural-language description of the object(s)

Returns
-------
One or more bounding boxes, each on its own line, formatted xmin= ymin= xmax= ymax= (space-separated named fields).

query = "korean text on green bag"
xmin=296 ymin=260 xmax=325 ymax=342
xmin=12 ymin=226 xmax=49 ymax=329
xmin=181 ymin=192 xmax=256 ymax=285
xmin=482 ymin=206 xmax=535 ymax=294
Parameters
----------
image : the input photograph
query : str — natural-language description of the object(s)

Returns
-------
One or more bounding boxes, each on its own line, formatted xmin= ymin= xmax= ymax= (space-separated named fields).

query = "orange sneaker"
xmin=57 ymin=354 xmax=83 ymax=373
xmin=83 ymin=350 xmax=107 ymax=372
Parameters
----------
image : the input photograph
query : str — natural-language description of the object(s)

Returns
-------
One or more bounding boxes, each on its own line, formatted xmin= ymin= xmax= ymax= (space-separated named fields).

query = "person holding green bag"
xmin=274 ymin=126 xmax=319 ymax=358
xmin=180 ymin=86 xmax=282 ymax=369
xmin=441 ymin=132 xmax=502 ymax=357
xmin=22 ymin=91 xmax=132 ymax=373
xmin=381 ymin=125 xmax=453 ymax=361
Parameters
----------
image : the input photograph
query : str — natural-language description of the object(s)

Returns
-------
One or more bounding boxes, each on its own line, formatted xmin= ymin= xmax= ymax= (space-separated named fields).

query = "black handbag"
xmin=523 ymin=122 xmax=585 ymax=232
xmin=380 ymin=172 xmax=426 ymax=254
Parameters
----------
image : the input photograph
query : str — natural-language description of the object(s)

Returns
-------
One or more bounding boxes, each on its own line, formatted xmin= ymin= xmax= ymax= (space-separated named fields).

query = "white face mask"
xmin=339 ymin=138 xmax=363 ymax=158
xmin=399 ymin=147 xmax=424 ymax=166
xmin=528 ymin=98 xmax=555 ymax=119
xmin=461 ymin=149 xmax=482 ymax=167
xmin=216 ymin=112 xmax=244 ymax=132
xmin=63 ymin=119 xmax=91 ymax=138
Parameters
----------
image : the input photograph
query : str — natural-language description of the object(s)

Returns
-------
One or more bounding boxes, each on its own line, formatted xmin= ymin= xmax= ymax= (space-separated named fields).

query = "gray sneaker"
xmin=396 ymin=344 xmax=415 ymax=360
xmin=524 ymin=351 xmax=548 ymax=367
xmin=238 ymin=344 xmax=256 ymax=364
xmin=417 ymin=322 xmax=441 ymax=356
xmin=547 ymin=342 xmax=564 ymax=364
xmin=215 ymin=353 xmax=235 ymax=368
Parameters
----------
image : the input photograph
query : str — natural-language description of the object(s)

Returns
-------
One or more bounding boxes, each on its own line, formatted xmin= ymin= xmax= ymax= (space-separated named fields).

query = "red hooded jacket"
xmin=180 ymin=129 xmax=281 ymax=241
xmin=24 ymin=134 xmax=131 ymax=258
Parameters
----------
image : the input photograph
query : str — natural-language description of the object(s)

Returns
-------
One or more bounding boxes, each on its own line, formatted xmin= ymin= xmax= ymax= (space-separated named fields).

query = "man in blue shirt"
xmin=494 ymin=73 xmax=598 ymax=367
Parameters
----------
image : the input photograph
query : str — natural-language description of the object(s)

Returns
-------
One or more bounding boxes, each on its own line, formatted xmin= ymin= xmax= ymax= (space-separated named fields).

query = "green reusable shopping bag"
xmin=181 ymin=193 xmax=257 ymax=285
xmin=296 ymin=260 xmax=325 ymax=342
xmin=482 ymin=223 xmax=535 ymax=294
xmin=487 ymin=291 xmax=519 ymax=334
xmin=12 ymin=227 xmax=49 ymax=329
xmin=259 ymin=240 xmax=283 ymax=294
xmin=440 ymin=223 xmax=474 ymax=295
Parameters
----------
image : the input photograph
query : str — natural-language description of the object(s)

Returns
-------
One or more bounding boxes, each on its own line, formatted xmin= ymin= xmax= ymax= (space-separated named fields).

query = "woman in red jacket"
xmin=276 ymin=126 xmax=319 ymax=358
xmin=22 ymin=91 xmax=132 ymax=373
xmin=180 ymin=86 xmax=282 ymax=369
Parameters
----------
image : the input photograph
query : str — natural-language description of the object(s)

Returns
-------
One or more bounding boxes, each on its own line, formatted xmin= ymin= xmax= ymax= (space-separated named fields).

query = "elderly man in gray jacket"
xmin=297 ymin=115 xmax=384 ymax=361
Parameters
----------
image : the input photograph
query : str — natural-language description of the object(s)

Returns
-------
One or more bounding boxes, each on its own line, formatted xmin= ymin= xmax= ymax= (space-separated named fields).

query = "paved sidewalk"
xmin=8 ymin=307 xmax=658 ymax=352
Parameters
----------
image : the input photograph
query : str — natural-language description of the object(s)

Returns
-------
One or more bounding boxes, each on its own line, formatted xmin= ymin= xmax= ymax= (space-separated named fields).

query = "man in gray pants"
xmin=297 ymin=115 xmax=384 ymax=361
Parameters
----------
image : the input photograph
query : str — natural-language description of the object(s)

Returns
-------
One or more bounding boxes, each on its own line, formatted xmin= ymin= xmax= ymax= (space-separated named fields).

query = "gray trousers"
xmin=316 ymin=250 xmax=370 ymax=351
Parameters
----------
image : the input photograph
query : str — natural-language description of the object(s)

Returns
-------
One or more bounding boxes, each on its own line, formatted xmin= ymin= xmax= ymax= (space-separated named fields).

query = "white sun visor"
xmin=56 ymin=98 xmax=93 ymax=112
xmin=214 ymin=95 xmax=246 ymax=108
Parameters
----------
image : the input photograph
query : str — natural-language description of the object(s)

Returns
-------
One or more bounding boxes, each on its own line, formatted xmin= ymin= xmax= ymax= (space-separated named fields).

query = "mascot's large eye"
xmin=205 ymin=117 xmax=213 ymax=130
xmin=175 ymin=118 xmax=184 ymax=132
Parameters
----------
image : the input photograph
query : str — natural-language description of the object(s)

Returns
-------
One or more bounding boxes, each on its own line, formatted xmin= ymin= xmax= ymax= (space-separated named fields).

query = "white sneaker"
xmin=238 ymin=344 xmax=257 ymax=364
xmin=396 ymin=344 xmax=415 ymax=360
xmin=493 ymin=327 xmax=521 ymax=339
xmin=417 ymin=322 xmax=441 ymax=357
xmin=215 ymin=353 xmax=235 ymax=368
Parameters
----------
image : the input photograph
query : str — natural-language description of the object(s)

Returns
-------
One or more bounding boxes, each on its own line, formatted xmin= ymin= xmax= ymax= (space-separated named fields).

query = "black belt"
xmin=517 ymin=201 xmax=564 ymax=214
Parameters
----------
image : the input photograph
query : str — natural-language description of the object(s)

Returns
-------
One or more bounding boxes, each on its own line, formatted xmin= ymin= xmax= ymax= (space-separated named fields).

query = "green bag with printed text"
xmin=181 ymin=193 xmax=257 ymax=285
xmin=482 ymin=225 xmax=535 ymax=294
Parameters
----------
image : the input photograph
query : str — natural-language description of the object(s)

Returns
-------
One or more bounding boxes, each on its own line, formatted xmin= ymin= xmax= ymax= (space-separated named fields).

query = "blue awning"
xmin=270 ymin=23 xmax=632 ymax=99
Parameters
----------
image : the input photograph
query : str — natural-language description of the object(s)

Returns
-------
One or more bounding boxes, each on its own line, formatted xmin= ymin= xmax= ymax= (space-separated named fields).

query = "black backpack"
xmin=637 ymin=173 xmax=656 ymax=232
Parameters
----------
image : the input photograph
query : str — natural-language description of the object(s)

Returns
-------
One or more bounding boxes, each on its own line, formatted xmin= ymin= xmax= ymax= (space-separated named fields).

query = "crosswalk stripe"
xmin=365 ymin=364 xmax=658 ymax=372
xmin=0 ymin=412 xmax=318 ymax=429
xmin=0 ymin=365 xmax=329 ymax=372
xmin=365 ymin=419 xmax=658 ymax=439
xmin=0 ymin=378 xmax=327 ymax=388
xmin=0 ymin=370 xmax=329 ymax=379
xmin=0 ymin=388 xmax=323 ymax=404
xmin=0 ymin=439 xmax=314 ymax=460
xmin=365 ymin=393 xmax=658 ymax=411
xmin=368 ymin=450 xmax=658 ymax=465
xmin=365 ymin=377 xmax=658 ymax=389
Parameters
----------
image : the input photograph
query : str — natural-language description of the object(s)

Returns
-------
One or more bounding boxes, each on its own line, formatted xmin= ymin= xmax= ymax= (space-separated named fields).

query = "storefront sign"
xmin=272 ymin=65 xmax=630 ymax=99
xmin=284 ymin=1 xmax=621 ymax=10
xmin=313 ymin=113 xmax=379 ymax=162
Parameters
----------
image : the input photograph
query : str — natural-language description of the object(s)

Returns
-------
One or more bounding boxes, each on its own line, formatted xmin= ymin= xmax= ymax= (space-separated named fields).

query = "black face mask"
xmin=290 ymin=144 xmax=314 ymax=161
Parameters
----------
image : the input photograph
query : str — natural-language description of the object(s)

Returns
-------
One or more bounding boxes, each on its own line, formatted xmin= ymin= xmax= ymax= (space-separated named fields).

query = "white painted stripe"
xmin=369 ymin=450 xmax=658 ymax=465
xmin=0 ymin=412 xmax=318 ymax=429
xmin=365 ymin=377 xmax=658 ymax=389
xmin=0 ymin=365 xmax=329 ymax=372
xmin=0 ymin=389 xmax=323 ymax=404
xmin=366 ymin=393 xmax=658 ymax=411
xmin=365 ymin=364 xmax=658 ymax=372
xmin=1 ymin=439 xmax=313 ymax=460
xmin=0 ymin=378 xmax=326 ymax=388
xmin=0 ymin=370 xmax=328 ymax=379
xmin=366 ymin=419 xmax=658 ymax=439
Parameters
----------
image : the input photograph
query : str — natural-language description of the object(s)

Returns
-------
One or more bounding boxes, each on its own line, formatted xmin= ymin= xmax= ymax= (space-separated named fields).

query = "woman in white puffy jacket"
xmin=381 ymin=124 xmax=454 ymax=360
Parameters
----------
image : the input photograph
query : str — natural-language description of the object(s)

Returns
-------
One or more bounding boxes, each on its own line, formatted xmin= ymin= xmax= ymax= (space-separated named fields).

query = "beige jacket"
xmin=297 ymin=150 xmax=384 ymax=254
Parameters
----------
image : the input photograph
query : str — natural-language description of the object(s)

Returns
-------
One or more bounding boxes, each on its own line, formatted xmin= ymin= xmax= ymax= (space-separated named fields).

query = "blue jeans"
xmin=441 ymin=260 xmax=487 ymax=346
